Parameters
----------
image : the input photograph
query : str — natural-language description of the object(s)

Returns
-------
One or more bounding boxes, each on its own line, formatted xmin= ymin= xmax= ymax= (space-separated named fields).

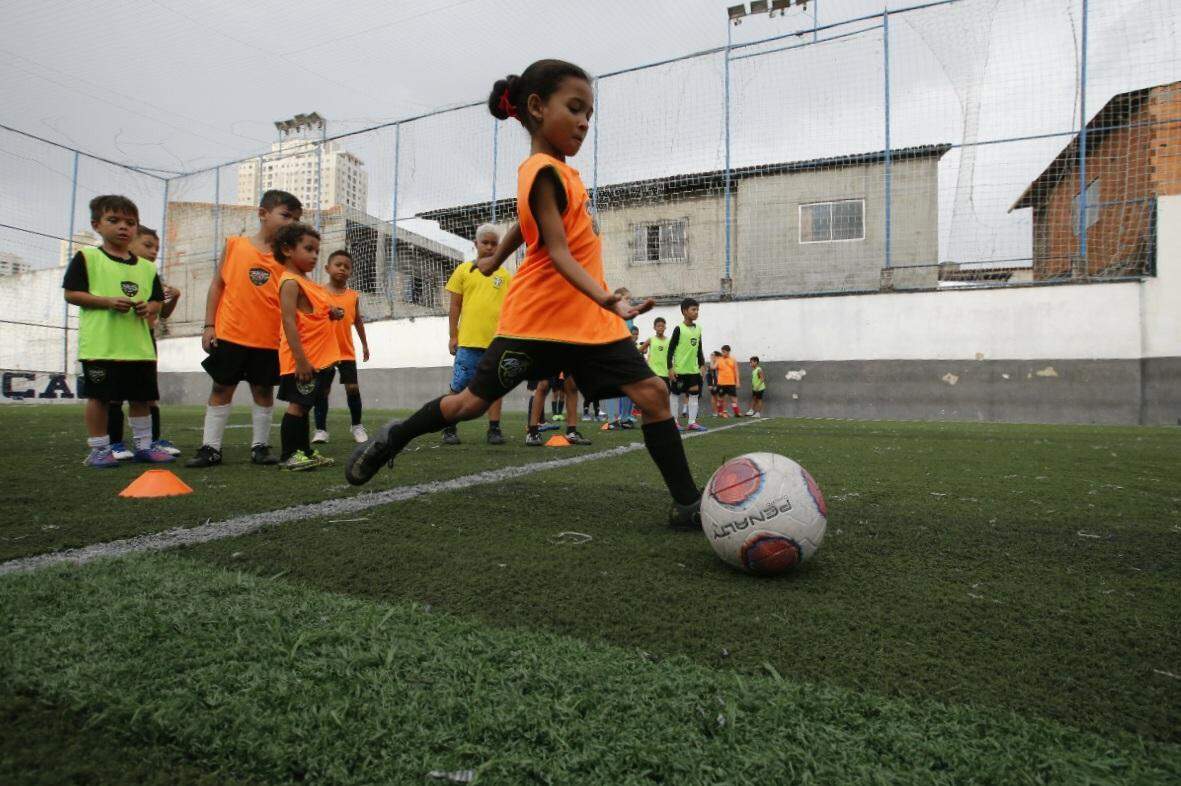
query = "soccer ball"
xmin=701 ymin=452 xmax=827 ymax=575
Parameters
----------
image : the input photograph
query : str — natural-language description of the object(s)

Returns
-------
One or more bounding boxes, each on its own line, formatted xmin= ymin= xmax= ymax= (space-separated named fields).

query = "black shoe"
xmin=486 ymin=427 xmax=505 ymax=445
xmin=565 ymin=430 xmax=592 ymax=446
xmin=251 ymin=444 xmax=279 ymax=465
xmin=524 ymin=431 xmax=543 ymax=447
xmin=442 ymin=427 xmax=461 ymax=446
xmin=185 ymin=444 xmax=222 ymax=468
xmin=668 ymin=496 xmax=702 ymax=532
xmin=346 ymin=419 xmax=403 ymax=486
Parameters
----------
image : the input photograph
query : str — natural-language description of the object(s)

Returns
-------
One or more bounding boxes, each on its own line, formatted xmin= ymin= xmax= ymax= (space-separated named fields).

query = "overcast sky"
xmin=1 ymin=0 xmax=1178 ymax=271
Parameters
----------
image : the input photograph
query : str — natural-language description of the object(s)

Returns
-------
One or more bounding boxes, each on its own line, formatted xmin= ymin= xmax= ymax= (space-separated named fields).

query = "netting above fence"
xmin=2 ymin=0 xmax=1179 ymax=366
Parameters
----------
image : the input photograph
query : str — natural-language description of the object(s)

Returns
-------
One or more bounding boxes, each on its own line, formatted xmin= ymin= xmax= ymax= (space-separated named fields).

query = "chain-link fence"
xmin=2 ymin=0 xmax=1178 ymax=369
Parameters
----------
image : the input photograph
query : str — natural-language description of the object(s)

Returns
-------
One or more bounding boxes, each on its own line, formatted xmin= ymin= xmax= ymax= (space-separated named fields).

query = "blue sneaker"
xmin=152 ymin=439 xmax=181 ymax=457
xmin=84 ymin=447 xmax=119 ymax=468
xmin=133 ymin=446 xmax=175 ymax=464
xmin=110 ymin=442 xmax=134 ymax=461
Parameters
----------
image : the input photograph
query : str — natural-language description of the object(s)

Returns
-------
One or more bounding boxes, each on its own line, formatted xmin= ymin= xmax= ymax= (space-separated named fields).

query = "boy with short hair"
xmin=747 ymin=356 xmax=765 ymax=417
xmin=641 ymin=316 xmax=670 ymax=390
xmin=187 ymin=190 xmax=302 ymax=468
xmin=311 ymin=249 xmax=370 ymax=445
xmin=667 ymin=298 xmax=707 ymax=432
xmin=442 ymin=224 xmax=513 ymax=446
xmin=715 ymin=344 xmax=741 ymax=418
xmin=63 ymin=195 xmax=173 ymax=467
xmin=107 ymin=225 xmax=181 ymax=458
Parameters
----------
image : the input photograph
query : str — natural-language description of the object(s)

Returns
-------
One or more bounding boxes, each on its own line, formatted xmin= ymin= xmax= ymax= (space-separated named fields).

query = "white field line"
xmin=0 ymin=418 xmax=764 ymax=576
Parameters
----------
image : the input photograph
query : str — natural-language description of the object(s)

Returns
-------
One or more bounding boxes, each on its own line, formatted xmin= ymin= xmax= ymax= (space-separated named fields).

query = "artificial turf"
xmin=2 ymin=555 xmax=1178 ymax=785
xmin=2 ymin=406 xmax=1179 ymax=782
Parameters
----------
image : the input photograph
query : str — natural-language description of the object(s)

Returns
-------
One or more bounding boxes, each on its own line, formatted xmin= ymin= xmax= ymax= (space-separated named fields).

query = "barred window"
xmin=631 ymin=219 xmax=688 ymax=264
xmin=1072 ymin=179 xmax=1101 ymax=236
xmin=799 ymin=199 xmax=865 ymax=243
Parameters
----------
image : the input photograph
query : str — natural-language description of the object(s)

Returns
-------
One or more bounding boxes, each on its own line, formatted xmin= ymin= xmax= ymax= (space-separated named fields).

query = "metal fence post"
xmin=316 ymin=122 xmax=326 ymax=231
xmin=491 ymin=117 xmax=499 ymax=223
xmin=63 ymin=150 xmax=79 ymax=375
xmin=159 ymin=178 xmax=170 ymax=279
xmin=883 ymin=8 xmax=893 ymax=271
xmin=592 ymin=77 xmax=600 ymax=215
xmin=1077 ymin=0 xmax=1090 ymax=273
xmin=723 ymin=23 xmax=733 ymax=285
xmin=212 ymin=168 xmax=221 ymax=270
xmin=388 ymin=123 xmax=401 ymax=309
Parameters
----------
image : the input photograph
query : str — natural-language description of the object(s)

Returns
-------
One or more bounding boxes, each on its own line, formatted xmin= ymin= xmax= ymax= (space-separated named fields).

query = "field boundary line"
xmin=0 ymin=418 xmax=764 ymax=575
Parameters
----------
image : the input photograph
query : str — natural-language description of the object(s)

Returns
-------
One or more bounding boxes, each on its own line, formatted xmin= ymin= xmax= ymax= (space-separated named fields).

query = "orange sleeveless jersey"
xmin=278 ymin=273 xmax=341 ymax=376
xmin=214 ymin=236 xmax=286 ymax=349
xmin=326 ymin=287 xmax=359 ymax=361
xmin=716 ymin=356 xmax=738 ymax=386
xmin=495 ymin=154 xmax=629 ymax=345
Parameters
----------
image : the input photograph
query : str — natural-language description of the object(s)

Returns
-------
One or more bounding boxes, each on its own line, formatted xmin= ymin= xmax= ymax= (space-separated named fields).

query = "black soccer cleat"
xmin=250 ymin=444 xmax=279 ymax=466
xmin=668 ymin=496 xmax=702 ymax=532
xmin=564 ymin=430 xmax=592 ymax=446
xmin=345 ymin=419 xmax=404 ymax=486
xmin=185 ymin=444 xmax=222 ymax=468
xmin=486 ymin=427 xmax=505 ymax=445
xmin=442 ymin=427 xmax=461 ymax=446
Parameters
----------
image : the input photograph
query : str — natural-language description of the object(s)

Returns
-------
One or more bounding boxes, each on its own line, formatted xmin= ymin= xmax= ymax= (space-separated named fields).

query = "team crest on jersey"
xmin=690 ymin=337 xmax=698 ymax=346
xmin=120 ymin=281 xmax=139 ymax=297
xmin=296 ymin=378 xmax=317 ymax=396
xmin=492 ymin=275 xmax=505 ymax=289
xmin=249 ymin=267 xmax=271 ymax=286
xmin=497 ymin=351 xmax=532 ymax=389
xmin=87 ymin=366 xmax=107 ymax=383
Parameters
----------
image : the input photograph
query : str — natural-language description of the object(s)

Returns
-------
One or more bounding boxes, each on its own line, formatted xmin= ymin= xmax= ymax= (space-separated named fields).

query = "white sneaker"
xmin=752 ymin=412 xmax=762 ymax=418
xmin=351 ymin=424 xmax=368 ymax=443
xmin=311 ymin=429 xmax=329 ymax=444
xmin=745 ymin=409 xmax=754 ymax=416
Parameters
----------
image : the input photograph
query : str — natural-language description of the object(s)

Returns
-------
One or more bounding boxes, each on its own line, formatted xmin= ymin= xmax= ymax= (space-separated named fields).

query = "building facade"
xmin=419 ymin=145 xmax=948 ymax=301
xmin=1011 ymin=81 xmax=1180 ymax=280
xmin=236 ymin=139 xmax=368 ymax=213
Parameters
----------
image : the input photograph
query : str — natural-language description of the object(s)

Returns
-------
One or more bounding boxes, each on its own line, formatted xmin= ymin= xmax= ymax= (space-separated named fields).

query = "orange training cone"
xmin=119 ymin=469 xmax=194 ymax=498
xmin=545 ymin=434 xmax=572 ymax=447
xmin=599 ymin=422 xmax=611 ymax=431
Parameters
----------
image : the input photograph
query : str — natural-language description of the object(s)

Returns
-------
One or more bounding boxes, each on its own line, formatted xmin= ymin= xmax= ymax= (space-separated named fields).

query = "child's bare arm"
xmin=160 ymin=285 xmax=181 ymax=319
xmin=201 ymin=245 xmax=229 ymax=352
xmin=354 ymin=302 xmax=370 ymax=362
xmin=279 ymin=280 xmax=313 ymax=380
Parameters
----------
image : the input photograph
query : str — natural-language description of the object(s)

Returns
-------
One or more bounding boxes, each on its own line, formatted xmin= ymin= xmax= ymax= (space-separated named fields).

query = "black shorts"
xmin=469 ymin=337 xmax=653 ymax=403
xmin=717 ymin=385 xmax=737 ymax=397
xmin=202 ymin=339 xmax=280 ymax=387
xmin=526 ymin=375 xmax=562 ymax=393
xmin=752 ymin=390 xmax=764 ymax=400
xmin=670 ymin=373 xmax=702 ymax=396
xmin=334 ymin=360 xmax=358 ymax=386
xmin=80 ymin=360 xmax=159 ymax=402
xmin=277 ymin=367 xmax=337 ymax=408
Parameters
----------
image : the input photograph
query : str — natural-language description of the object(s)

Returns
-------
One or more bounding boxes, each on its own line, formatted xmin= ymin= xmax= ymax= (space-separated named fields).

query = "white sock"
xmin=87 ymin=435 xmax=110 ymax=451
xmin=251 ymin=403 xmax=273 ymax=448
xmin=669 ymin=392 xmax=679 ymax=419
xmin=130 ymin=415 xmax=152 ymax=451
xmin=688 ymin=397 xmax=699 ymax=424
xmin=202 ymin=403 xmax=232 ymax=450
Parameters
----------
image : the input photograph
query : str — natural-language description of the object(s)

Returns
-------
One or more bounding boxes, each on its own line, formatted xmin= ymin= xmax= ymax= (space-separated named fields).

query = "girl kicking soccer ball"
xmin=347 ymin=59 xmax=702 ymax=529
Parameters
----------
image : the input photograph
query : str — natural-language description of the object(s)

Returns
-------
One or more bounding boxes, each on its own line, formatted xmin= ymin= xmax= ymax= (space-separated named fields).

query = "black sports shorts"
xmin=80 ymin=360 xmax=159 ymax=402
xmin=469 ymin=337 xmax=653 ymax=403
xmin=202 ymin=338 xmax=280 ymax=387
xmin=670 ymin=372 xmax=702 ymax=396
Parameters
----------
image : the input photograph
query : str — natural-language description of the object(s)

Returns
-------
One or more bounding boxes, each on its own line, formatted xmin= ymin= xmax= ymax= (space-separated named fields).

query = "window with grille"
xmin=799 ymin=199 xmax=865 ymax=243
xmin=1072 ymin=178 xmax=1101 ymax=236
xmin=630 ymin=219 xmax=688 ymax=264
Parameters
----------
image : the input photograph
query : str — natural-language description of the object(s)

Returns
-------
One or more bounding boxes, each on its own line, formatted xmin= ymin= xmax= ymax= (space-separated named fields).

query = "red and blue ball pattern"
xmin=708 ymin=457 xmax=764 ymax=509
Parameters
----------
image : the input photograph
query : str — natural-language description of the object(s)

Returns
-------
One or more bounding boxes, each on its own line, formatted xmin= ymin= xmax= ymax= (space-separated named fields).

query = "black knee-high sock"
xmin=346 ymin=390 xmax=362 ymax=426
xmin=299 ymin=413 xmax=311 ymax=455
xmin=390 ymin=397 xmax=448 ymax=452
xmin=280 ymin=412 xmax=306 ymax=460
xmin=313 ymin=393 xmax=329 ymax=431
xmin=107 ymin=402 xmax=124 ymax=444
xmin=642 ymin=418 xmax=700 ymax=505
xmin=149 ymin=405 xmax=161 ymax=441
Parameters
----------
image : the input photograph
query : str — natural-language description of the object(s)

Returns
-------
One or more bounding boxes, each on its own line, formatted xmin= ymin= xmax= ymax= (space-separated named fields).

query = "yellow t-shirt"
xmin=445 ymin=261 xmax=513 ymax=350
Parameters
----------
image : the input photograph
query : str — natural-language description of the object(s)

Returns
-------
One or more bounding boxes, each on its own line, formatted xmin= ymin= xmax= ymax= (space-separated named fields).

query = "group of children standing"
xmin=67 ymin=190 xmax=369 ymax=471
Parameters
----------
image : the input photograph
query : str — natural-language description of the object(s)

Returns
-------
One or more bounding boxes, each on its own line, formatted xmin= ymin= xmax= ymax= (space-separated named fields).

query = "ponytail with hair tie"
xmin=497 ymin=87 xmax=517 ymax=119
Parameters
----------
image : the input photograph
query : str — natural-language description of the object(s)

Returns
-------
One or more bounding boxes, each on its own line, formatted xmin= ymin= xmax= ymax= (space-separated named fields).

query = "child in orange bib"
xmin=346 ymin=59 xmax=703 ymax=531
xmin=273 ymin=223 xmax=341 ymax=470
xmin=311 ymin=249 xmax=370 ymax=445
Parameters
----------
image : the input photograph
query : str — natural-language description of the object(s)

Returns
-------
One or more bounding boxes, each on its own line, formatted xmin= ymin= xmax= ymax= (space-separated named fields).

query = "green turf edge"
xmin=0 ymin=691 xmax=266 ymax=786
xmin=2 ymin=555 xmax=1178 ymax=785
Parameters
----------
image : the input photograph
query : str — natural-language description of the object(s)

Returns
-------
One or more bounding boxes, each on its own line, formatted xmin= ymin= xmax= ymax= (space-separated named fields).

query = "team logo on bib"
xmin=497 ymin=351 xmax=532 ymax=389
xmin=87 ymin=366 xmax=107 ymax=383
xmin=249 ymin=267 xmax=271 ymax=286
xmin=120 ymin=281 xmax=139 ymax=297
xmin=296 ymin=378 xmax=316 ymax=396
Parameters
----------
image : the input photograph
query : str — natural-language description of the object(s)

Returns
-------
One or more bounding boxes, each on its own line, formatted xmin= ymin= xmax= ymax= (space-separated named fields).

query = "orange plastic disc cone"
xmin=119 ymin=469 xmax=194 ymax=498
xmin=545 ymin=434 xmax=572 ymax=447
xmin=599 ymin=422 xmax=611 ymax=431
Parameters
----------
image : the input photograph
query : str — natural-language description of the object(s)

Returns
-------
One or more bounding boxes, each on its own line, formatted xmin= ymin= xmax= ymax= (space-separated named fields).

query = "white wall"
xmin=1141 ymin=195 xmax=1181 ymax=359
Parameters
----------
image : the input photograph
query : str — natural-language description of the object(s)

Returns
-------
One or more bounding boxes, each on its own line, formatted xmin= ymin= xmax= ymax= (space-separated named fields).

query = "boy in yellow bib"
xmin=62 ymin=195 xmax=173 ymax=467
